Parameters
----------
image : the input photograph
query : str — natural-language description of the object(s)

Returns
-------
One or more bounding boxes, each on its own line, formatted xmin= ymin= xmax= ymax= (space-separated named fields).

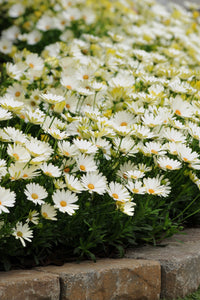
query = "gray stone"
xmin=37 ymin=258 xmax=161 ymax=300
xmin=125 ymin=228 xmax=200 ymax=299
xmin=0 ymin=269 xmax=60 ymax=300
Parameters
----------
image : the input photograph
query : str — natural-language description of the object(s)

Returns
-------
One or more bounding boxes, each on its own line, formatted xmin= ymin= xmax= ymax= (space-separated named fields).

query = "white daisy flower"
xmin=0 ymin=159 xmax=7 ymax=179
xmin=0 ymin=38 xmax=12 ymax=54
xmin=41 ymin=203 xmax=57 ymax=221
xmin=25 ymin=53 xmax=44 ymax=71
xmin=3 ymin=126 xmax=27 ymax=144
xmin=7 ymin=144 xmax=31 ymax=163
xmin=73 ymin=138 xmax=98 ymax=154
xmin=113 ymin=137 xmax=138 ymax=156
xmin=25 ymin=108 xmax=45 ymax=125
xmin=177 ymin=144 xmax=200 ymax=164
xmin=25 ymin=137 xmax=53 ymax=158
xmin=76 ymin=154 xmax=97 ymax=172
xmin=0 ymin=186 xmax=16 ymax=214
xmin=0 ymin=107 xmax=12 ymax=121
xmin=107 ymin=182 xmax=130 ymax=202
xmin=141 ymin=141 xmax=166 ymax=156
xmin=40 ymin=163 xmax=62 ymax=178
xmin=47 ymin=128 xmax=69 ymax=140
xmin=0 ymin=95 xmax=24 ymax=113
xmin=156 ymin=156 xmax=182 ymax=171
xmin=24 ymin=183 xmax=48 ymax=205
xmin=58 ymin=140 xmax=78 ymax=157
xmin=8 ymin=162 xmax=40 ymax=181
xmin=81 ymin=172 xmax=107 ymax=194
xmin=52 ymin=189 xmax=79 ymax=215
xmin=171 ymin=95 xmax=194 ymax=118
xmin=126 ymin=180 xmax=146 ymax=194
xmin=125 ymin=170 xmax=145 ymax=180
xmin=8 ymin=3 xmax=25 ymax=17
xmin=26 ymin=210 xmax=39 ymax=225
xmin=160 ymin=127 xmax=187 ymax=143
xmin=12 ymin=222 xmax=33 ymax=247
xmin=120 ymin=201 xmax=136 ymax=216
xmin=143 ymin=176 xmax=171 ymax=197
xmin=40 ymin=93 xmax=65 ymax=105
xmin=64 ymin=174 xmax=83 ymax=193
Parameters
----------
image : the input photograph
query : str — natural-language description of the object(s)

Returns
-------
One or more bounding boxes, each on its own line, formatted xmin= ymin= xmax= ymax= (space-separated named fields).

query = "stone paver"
xmin=37 ymin=258 xmax=161 ymax=300
xmin=0 ymin=269 xmax=60 ymax=300
xmin=125 ymin=228 xmax=200 ymax=299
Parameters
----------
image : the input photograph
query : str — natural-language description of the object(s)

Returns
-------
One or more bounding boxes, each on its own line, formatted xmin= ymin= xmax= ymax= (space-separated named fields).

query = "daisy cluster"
xmin=1 ymin=0 xmax=200 ymax=248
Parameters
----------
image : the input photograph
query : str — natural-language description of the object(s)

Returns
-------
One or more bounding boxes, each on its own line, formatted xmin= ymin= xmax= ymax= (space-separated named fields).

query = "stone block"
xmin=38 ymin=258 xmax=161 ymax=300
xmin=0 ymin=269 xmax=60 ymax=300
xmin=125 ymin=228 xmax=200 ymax=299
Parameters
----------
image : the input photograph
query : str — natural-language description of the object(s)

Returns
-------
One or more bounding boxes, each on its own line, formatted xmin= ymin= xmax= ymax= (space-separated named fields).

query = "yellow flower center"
xmin=175 ymin=109 xmax=181 ymax=116
xmin=148 ymin=189 xmax=155 ymax=194
xmin=31 ymin=193 xmax=39 ymax=200
xmin=45 ymin=171 xmax=52 ymax=176
xmin=45 ymin=25 xmax=50 ymax=30
xmin=64 ymin=167 xmax=70 ymax=173
xmin=151 ymin=149 xmax=158 ymax=154
xmin=88 ymin=183 xmax=94 ymax=190
xmin=0 ymin=201 xmax=1 ymax=205
xmin=42 ymin=212 xmax=48 ymax=218
xmin=23 ymin=174 xmax=28 ymax=178
xmin=83 ymin=74 xmax=89 ymax=80
xmin=120 ymin=122 xmax=128 ymax=126
xmin=183 ymin=157 xmax=188 ymax=162
xmin=166 ymin=165 xmax=173 ymax=170
xmin=64 ymin=151 xmax=70 ymax=156
xmin=60 ymin=200 xmax=67 ymax=207
xmin=123 ymin=174 xmax=128 ymax=179
xmin=17 ymin=231 xmax=23 ymax=237
xmin=66 ymin=104 xmax=70 ymax=109
xmin=132 ymin=188 xmax=139 ymax=193
xmin=13 ymin=153 xmax=19 ymax=160
xmin=29 ymin=63 xmax=34 ymax=68
xmin=15 ymin=91 xmax=21 ymax=97
xmin=80 ymin=165 xmax=86 ymax=171
xmin=112 ymin=193 xmax=119 ymax=199
xmin=66 ymin=85 xmax=72 ymax=89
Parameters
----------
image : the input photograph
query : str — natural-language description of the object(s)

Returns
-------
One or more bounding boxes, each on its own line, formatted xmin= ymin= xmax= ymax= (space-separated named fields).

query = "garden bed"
xmin=1 ymin=0 xmax=200 ymax=272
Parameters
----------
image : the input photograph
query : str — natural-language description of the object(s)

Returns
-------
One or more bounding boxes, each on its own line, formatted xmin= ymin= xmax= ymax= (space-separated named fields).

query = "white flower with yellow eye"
xmin=143 ymin=176 xmax=171 ymax=197
xmin=81 ymin=172 xmax=107 ymax=194
xmin=107 ymin=182 xmax=130 ymax=202
xmin=25 ymin=53 xmax=44 ymax=71
xmin=120 ymin=201 xmax=136 ymax=216
xmin=156 ymin=156 xmax=182 ymax=171
xmin=8 ymin=3 xmax=25 ymax=17
xmin=8 ymin=162 xmax=40 ymax=181
xmin=0 ymin=96 xmax=24 ymax=113
xmin=0 ymin=187 xmax=16 ymax=214
xmin=40 ymin=163 xmax=62 ymax=178
xmin=73 ymin=138 xmax=98 ymax=154
xmin=41 ymin=203 xmax=57 ymax=221
xmin=7 ymin=144 xmax=31 ymax=163
xmin=76 ymin=154 xmax=97 ymax=172
xmin=24 ymin=183 xmax=48 ymax=205
xmin=40 ymin=93 xmax=65 ymax=105
xmin=12 ymin=222 xmax=33 ymax=247
xmin=171 ymin=95 xmax=194 ymax=118
xmin=64 ymin=174 xmax=83 ymax=193
xmin=52 ymin=189 xmax=79 ymax=215
xmin=0 ymin=107 xmax=12 ymax=121
xmin=58 ymin=141 xmax=78 ymax=157
xmin=126 ymin=180 xmax=146 ymax=195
